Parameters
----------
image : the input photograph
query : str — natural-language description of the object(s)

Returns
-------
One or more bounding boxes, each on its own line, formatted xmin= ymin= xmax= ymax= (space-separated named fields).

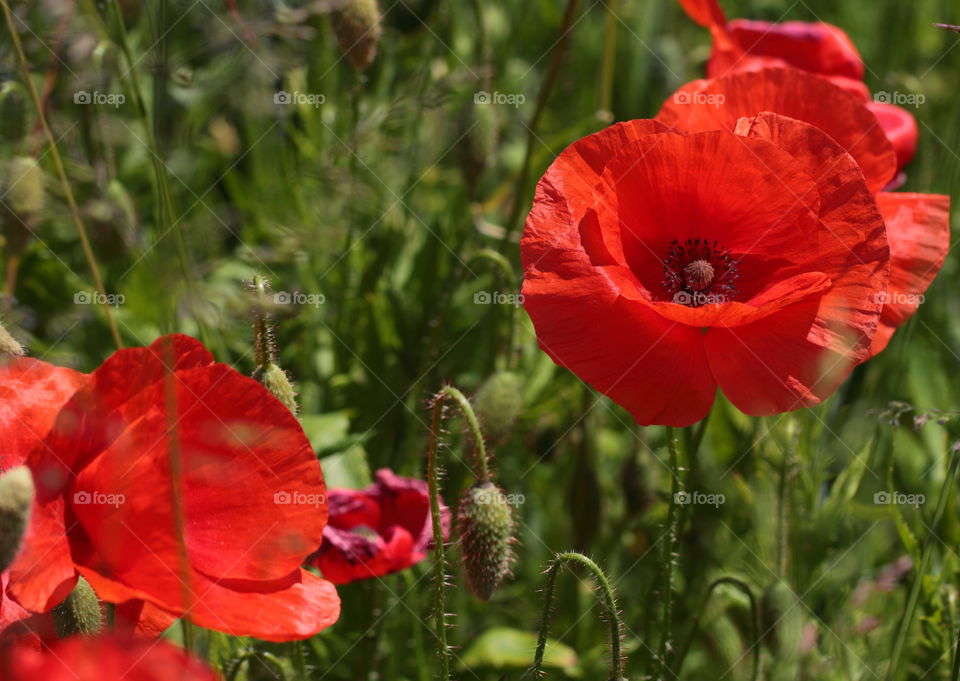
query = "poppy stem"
xmin=526 ymin=552 xmax=624 ymax=680
xmin=425 ymin=395 xmax=452 ymax=681
xmin=436 ymin=385 xmax=491 ymax=483
xmin=656 ymin=425 xmax=684 ymax=680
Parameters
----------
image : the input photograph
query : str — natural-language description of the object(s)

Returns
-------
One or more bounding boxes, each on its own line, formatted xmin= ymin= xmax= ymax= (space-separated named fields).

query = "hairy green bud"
xmin=457 ymin=481 xmax=514 ymax=601
xmin=52 ymin=576 xmax=103 ymax=637
xmin=473 ymin=371 xmax=523 ymax=441
xmin=253 ymin=362 xmax=299 ymax=416
xmin=0 ymin=466 xmax=34 ymax=572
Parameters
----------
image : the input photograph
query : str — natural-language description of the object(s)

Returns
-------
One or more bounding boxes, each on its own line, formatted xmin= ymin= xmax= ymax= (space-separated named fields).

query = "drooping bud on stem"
xmin=457 ymin=481 xmax=514 ymax=600
xmin=331 ymin=0 xmax=382 ymax=70
xmin=252 ymin=362 xmax=299 ymax=416
xmin=0 ymin=465 xmax=33 ymax=572
xmin=473 ymin=370 xmax=523 ymax=442
xmin=52 ymin=576 xmax=103 ymax=638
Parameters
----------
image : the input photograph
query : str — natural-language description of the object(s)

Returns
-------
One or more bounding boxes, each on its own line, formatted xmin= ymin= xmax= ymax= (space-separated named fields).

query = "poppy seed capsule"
xmin=0 ymin=466 xmax=34 ymax=572
xmin=52 ymin=576 xmax=102 ymax=637
xmin=252 ymin=362 xmax=299 ymax=416
xmin=457 ymin=481 xmax=514 ymax=601
xmin=331 ymin=0 xmax=382 ymax=70
xmin=474 ymin=371 xmax=523 ymax=441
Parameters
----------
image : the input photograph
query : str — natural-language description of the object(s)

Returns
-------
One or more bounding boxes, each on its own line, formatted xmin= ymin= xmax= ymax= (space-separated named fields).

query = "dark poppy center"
xmin=662 ymin=238 xmax=739 ymax=307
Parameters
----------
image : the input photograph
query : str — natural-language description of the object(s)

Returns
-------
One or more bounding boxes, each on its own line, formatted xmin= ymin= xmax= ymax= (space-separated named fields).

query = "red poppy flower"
xmin=1 ymin=633 xmax=217 ymax=681
xmin=311 ymin=468 xmax=450 ymax=584
xmin=2 ymin=334 xmax=340 ymax=642
xmin=521 ymin=114 xmax=889 ymax=426
xmin=657 ymin=67 xmax=950 ymax=357
xmin=676 ymin=0 xmax=916 ymax=172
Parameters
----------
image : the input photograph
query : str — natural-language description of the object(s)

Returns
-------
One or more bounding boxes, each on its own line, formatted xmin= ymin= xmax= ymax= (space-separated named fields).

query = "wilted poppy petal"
xmin=868 ymin=192 xmax=951 ymax=356
xmin=657 ymin=67 xmax=898 ymax=192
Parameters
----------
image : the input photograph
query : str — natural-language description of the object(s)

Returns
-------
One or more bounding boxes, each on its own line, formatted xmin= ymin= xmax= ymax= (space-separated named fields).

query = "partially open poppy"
xmin=0 ymin=633 xmax=217 ymax=681
xmin=521 ymin=114 xmax=889 ymax=426
xmin=311 ymin=468 xmax=450 ymax=584
xmin=2 ymin=334 xmax=340 ymax=642
xmin=676 ymin=0 xmax=917 ymax=173
xmin=658 ymin=67 xmax=950 ymax=357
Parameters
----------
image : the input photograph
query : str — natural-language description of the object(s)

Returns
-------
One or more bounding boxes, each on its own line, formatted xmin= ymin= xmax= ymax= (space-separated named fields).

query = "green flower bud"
xmin=0 ymin=466 xmax=34 ymax=572
xmin=5 ymin=156 xmax=45 ymax=218
xmin=473 ymin=371 xmax=523 ymax=441
xmin=253 ymin=362 xmax=299 ymax=416
xmin=457 ymin=481 xmax=514 ymax=601
xmin=331 ymin=0 xmax=382 ymax=70
xmin=52 ymin=576 xmax=103 ymax=637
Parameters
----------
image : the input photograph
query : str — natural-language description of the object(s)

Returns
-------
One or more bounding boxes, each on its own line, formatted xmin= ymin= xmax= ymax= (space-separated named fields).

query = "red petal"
xmin=657 ymin=67 xmax=898 ymax=193
xmin=677 ymin=0 xmax=726 ymax=27
xmin=867 ymin=192 xmax=951 ymax=357
xmin=7 ymin=497 xmax=77 ymax=613
xmin=0 ymin=359 xmax=85 ymax=471
xmin=724 ymin=19 xmax=863 ymax=80
xmin=866 ymin=101 xmax=918 ymax=172
xmin=114 ymin=599 xmax=179 ymax=638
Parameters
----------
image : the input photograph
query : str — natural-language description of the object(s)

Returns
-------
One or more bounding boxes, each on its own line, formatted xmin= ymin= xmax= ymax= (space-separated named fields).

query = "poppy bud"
xmin=0 ymin=466 xmax=34 ymax=572
xmin=760 ymin=582 xmax=803 ymax=658
xmin=331 ymin=0 xmax=382 ymax=70
xmin=0 ymin=322 xmax=23 ymax=359
xmin=52 ymin=576 xmax=103 ymax=637
xmin=5 ymin=156 xmax=45 ymax=218
xmin=252 ymin=362 xmax=299 ymax=416
xmin=473 ymin=370 xmax=523 ymax=441
xmin=457 ymin=481 xmax=514 ymax=600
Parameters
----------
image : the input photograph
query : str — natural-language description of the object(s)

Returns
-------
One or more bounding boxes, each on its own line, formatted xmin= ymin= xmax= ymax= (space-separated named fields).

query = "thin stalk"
xmin=599 ymin=0 xmax=618 ymax=116
xmin=674 ymin=576 xmax=759 ymax=681
xmin=503 ymin=0 xmax=583 ymax=245
xmin=469 ymin=248 xmax=520 ymax=368
xmin=886 ymin=441 xmax=960 ymax=680
xmin=2 ymin=1 xmax=122 ymax=349
xmin=657 ymin=426 xmax=683 ymax=680
xmin=526 ymin=552 xmax=624 ymax=680
xmin=425 ymin=398 xmax=451 ymax=681
xmin=436 ymin=385 xmax=490 ymax=482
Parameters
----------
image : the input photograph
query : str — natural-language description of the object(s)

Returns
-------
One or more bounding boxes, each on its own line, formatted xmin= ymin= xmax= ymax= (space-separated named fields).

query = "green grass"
xmin=3 ymin=0 xmax=960 ymax=679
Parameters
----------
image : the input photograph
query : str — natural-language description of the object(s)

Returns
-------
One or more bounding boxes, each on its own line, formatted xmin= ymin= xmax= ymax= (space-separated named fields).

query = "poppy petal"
xmin=866 ymin=101 xmax=919 ymax=172
xmin=657 ymin=67 xmax=898 ymax=192
xmin=868 ymin=192 xmax=951 ymax=356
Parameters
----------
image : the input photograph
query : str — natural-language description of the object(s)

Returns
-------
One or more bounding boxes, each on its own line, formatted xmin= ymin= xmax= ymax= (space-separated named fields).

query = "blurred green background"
xmin=3 ymin=0 xmax=960 ymax=679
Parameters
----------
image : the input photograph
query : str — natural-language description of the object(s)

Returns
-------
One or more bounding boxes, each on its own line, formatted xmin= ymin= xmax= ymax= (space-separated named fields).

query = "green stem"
xmin=2 ymin=1 xmax=123 ymax=349
xmin=674 ymin=577 xmax=759 ymax=681
xmin=599 ymin=0 xmax=618 ymax=116
xmin=436 ymin=385 xmax=490 ymax=482
xmin=503 ymin=0 xmax=583 ymax=246
xmin=886 ymin=441 xmax=960 ymax=680
xmin=425 ymin=397 xmax=451 ymax=681
xmin=657 ymin=426 xmax=683 ymax=679
xmin=527 ymin=552 xmax=624 ymax=680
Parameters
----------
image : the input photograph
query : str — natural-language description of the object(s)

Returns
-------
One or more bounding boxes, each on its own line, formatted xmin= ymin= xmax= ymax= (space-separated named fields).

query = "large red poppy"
xmin=1 ymin=334 xmax=340 ymax=642
xmin=310 ymin=468 xmax=450 ymax=584
xmin=676 ymin=0 xmax=917 ymax=172
xmin=0 ymin=633 xmax=217 ymax=681
xmin=657 ymin=67 xmax=950 ymax=357
xmin=522 ymin=113 xmax=890 ymax=426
